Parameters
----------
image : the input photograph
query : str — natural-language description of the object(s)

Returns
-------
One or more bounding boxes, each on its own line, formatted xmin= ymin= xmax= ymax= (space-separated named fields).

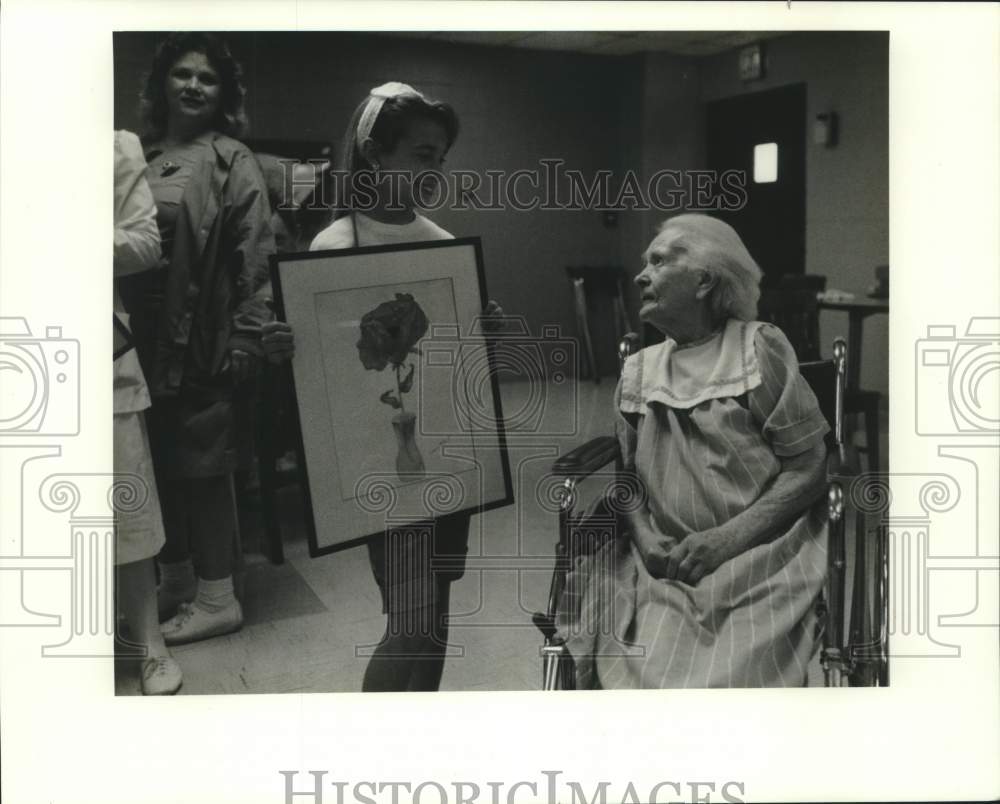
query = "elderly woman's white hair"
xmin=659 ymin=214 xmax=763 ymax=322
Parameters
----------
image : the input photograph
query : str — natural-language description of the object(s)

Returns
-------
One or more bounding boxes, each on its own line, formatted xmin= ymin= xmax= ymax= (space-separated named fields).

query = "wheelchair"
xmin=532 ymin=333 xmax=890 ymax=689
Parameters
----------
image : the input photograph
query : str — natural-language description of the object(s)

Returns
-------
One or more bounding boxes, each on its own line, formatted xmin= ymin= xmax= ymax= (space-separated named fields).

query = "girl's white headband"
xmin=355 ymin=81 xmax=424 ymax=152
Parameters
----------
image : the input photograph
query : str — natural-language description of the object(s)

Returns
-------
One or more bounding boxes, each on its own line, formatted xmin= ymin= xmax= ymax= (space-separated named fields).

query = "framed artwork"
xmin=270 ymin=238 xmax=514 ymax=556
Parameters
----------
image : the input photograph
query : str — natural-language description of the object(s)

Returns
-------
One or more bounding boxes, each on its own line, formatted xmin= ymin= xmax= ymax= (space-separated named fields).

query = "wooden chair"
xmin=758 ymin=285 xmax=825 ymax=361
xmin=565 ymin=266 xmax=633 ymax=383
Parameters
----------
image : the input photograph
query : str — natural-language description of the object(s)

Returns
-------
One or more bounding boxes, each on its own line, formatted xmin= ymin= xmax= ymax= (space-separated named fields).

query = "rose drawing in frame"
xmin=356 ymin=292 xmax=429 ymax=478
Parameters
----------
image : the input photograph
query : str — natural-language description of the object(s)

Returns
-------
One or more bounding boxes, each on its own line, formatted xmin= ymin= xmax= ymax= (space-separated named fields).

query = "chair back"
xmin=618 ymin=332 xmax=640 ymax=374
xmin=758 ymin=275 xmax=826 ymax=361
xmin=565 ymin=265 xmax=628 ymax=295
xmin=567 ymin=266 xmax=635 ymax=380
xmin=761 ymin=273 xmax=827 ymax=293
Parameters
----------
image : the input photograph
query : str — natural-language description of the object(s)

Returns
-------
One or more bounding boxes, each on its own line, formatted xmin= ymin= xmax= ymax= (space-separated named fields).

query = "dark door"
xmin=705 ymin=83 xmax=806 ymax=282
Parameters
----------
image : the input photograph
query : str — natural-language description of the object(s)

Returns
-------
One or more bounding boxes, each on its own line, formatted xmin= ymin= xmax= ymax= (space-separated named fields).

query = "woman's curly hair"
xmin=138 ymin=32 xmax=248 ymax=141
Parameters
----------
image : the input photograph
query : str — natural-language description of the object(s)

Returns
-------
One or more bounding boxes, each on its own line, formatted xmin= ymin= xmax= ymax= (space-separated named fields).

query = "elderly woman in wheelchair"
xmin=548 ymin=214 xmax=834 ymax=689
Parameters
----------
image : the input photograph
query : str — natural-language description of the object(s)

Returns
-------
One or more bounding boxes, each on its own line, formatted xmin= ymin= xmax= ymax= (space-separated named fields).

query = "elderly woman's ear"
xmin=694 ymin=269 xmax=718 ymax=301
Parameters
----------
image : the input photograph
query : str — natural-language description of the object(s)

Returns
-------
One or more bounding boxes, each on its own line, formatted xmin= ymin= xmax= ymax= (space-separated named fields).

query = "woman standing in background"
xmin=118 ymin=32 xmax=274 ymax=647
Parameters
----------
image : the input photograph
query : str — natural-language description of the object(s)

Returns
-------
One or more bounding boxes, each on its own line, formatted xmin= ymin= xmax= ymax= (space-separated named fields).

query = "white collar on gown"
xmin=619 ymin=318 xmax=766 ymax=412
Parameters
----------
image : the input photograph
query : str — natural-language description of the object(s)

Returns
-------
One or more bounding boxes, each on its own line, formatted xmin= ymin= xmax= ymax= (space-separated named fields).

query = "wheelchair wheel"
xmin=847 ymin=514 xmax=889 ymax=686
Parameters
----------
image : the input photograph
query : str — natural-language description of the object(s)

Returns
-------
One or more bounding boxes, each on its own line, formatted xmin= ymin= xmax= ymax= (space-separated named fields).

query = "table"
xmin=817 ymin=295 xmax=889 ymax=393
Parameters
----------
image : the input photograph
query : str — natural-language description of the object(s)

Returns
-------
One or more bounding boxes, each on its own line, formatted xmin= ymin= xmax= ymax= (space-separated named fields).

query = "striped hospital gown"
xmin=557 ymin=320 xmax=830 ymax=688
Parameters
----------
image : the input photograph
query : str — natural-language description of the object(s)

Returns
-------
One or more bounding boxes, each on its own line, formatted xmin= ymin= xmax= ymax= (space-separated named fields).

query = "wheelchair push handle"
xmin=618 ymin=332 xmax=640 ymax=372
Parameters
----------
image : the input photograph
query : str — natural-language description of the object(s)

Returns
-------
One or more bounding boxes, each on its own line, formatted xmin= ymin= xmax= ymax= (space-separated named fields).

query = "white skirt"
xmin=113 ymin=411 xmax=166 ymax=565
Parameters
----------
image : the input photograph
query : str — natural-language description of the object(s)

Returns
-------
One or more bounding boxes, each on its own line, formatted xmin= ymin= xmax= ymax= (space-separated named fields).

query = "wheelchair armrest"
xmin=552 ymin=436 xmax=619 ymax=479
xmin=531 ymin=611 xmax=559 ymax=641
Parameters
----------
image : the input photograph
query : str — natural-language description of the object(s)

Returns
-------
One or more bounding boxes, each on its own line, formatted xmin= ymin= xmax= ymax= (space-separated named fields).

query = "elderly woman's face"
xmin=164 ymin=51 xmax=221 ymax=131
xmin=635 ymin=228 xmax=705 ymax=332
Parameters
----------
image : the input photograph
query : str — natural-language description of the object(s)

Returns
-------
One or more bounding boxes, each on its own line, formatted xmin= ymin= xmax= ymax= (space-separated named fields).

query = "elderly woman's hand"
xmin=664 ymin=527 xmax=737 ymax=585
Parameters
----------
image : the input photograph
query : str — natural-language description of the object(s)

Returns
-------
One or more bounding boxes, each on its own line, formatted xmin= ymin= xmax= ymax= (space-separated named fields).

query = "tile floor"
xmin=115 ymin=379 xmax=889 ymax=695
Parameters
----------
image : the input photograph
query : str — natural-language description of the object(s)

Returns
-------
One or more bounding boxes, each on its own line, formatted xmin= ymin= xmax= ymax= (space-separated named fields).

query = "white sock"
xmin=193 ymin=576 xmax=237 ymax=614
xmin=158 ymin=558 xmax=196 ymax=594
